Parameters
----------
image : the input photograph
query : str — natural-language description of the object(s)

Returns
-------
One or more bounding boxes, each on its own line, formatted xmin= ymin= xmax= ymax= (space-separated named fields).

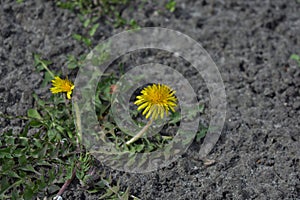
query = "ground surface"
xmin=1 ymin=0 xmax=300 ymax=199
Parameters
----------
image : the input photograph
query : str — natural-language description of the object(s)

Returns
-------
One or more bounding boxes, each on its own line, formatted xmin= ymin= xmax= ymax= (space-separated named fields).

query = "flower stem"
xmin=125 ymin=118 xmax=153 ymax=145
xmin=54 ymin=168 xmax=76 ymax=199
xmin=74 ymin=102 xmax=82 ymax=146
xmin=41 ymin=62 xmax=55 ymax=78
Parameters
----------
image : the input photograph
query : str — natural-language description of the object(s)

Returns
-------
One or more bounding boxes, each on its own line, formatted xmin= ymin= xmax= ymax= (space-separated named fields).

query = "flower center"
xmin=62 ymin=83 xmax=72 ymax=91
xmin=150 ymin=93 xmax=164 ymax=104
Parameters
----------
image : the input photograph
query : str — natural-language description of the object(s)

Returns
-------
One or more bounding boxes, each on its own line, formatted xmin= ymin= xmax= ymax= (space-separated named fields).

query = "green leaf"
xmin=19 ymin=165 xmax=41 ymax=175
xmin=56 ymin=1 xmax=76 ymax=10
xmin=47 ymin=185 xmax=60 ymax=194
xmin=21 ymin=123 xmax=29 ymax=136
xmin=290 ymin=54 xmax=300 ymax=67
xmin=56 ymin=132 xmax=62 ymax=141
xmin=91 ymin=16 xmax=99 ymax=23
xmin=73 ymin=34 xmax=92 ymax=46
xmin=11 ymin=187 xmax=20 ymax=199
xmin=121 ymin=187 xmax=130 ymax=200
xmin=55 ymin=124 xmax=66 ymax=134
xmin=41 ymin=71 xmax=53 ymax=87
xmin=134 ymin=143 xmax=145 ymax=153
xmin=166 ymin=0 xmax=176 ymax=12
xmin=89 ymin=23 xmax=99 ymax=37
xmin=290 ymin=54 xmax=300 ymax=61
xmin=19 ymin=137 xmax=29 ymax=146
xmin=33 ymin=54 xmax=52 ymax=71
xmin=18 ymin=155 xmax=27 ymax=166
xmin=27 ymin=109 xmax=42 ymax=120
xmin=33 ymin=138 xmax=43 ymax=149
xmin=47 ymin=129 xmax=56 ymax=141
xmin=83 ymin=18 xmax=91 ymax=28
xmin=72 ymin=33 xmax=83 ymax=41
xmin=6 ymin=171 xmax=20 ymax=179
xmin=67 ymin=55 xmax=78 ymax=69
xmin=196 ymin=128 xmax=207 ymax=142
xmin=87 ymin=188 xmax=100 ymax=194
xmin=32 ymin=93 xmax=45 ymax=107
xmin=0 ymin=178 xmax=22 ymax=197
xmin=2 ymin=159 xmax=15 ymax=171
xmin=5 ymin=136 xmax=15 ymax=145
xmin=169 ymin=111 xmax=181 ymax=125
xmin=0 ymin=150 xmax=13 ymax=159
xmin=82 ymin=37 xmax=92 ymax=46
xmin=198 ymin=104 xmax=205 ymax=113
xmin=128 ymin=19 xmax=140 ymax=29
xmin=23 ymin=186 xmax=34 ymax=200
xmin=29 ymin=120 xmax=43 ymax=128
xmin=67 ymin=130 xmax=74 ymax=139
xmin=12 ymin=148 xmax=23 ymax=158
xmin=33 ymin=54 xmax=42 ymax=69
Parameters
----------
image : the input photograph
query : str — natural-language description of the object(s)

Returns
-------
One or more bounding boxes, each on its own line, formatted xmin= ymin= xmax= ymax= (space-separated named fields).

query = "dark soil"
xmin=1 ymin=0 xmax=300 ymax=199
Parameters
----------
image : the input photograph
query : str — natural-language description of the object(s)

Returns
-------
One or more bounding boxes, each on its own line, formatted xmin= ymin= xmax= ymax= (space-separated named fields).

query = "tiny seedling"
xmin=166 ymin=0 xmax=177 ymax=12
xmin=290 ymin=54 xmax=300 ymax=67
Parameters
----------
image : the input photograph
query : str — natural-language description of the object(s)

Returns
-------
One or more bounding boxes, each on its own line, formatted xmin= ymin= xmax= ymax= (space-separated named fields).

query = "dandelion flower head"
xmin=134 ymin=83 xmax=177 ymax=120
xmin=50 ymin=76 xmax=74 ymax=99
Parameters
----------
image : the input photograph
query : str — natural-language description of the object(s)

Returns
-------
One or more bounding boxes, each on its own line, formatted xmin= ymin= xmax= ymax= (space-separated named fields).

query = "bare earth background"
xmin=1 ymin=0 xmax=299 ymax=199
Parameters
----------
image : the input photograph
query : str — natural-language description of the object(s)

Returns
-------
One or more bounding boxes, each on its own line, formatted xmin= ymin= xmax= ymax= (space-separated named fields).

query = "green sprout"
xmin=166 ymin=0 xmax=177 ymax=12
xmin=290 ymin=54 xmax=300 ymax=67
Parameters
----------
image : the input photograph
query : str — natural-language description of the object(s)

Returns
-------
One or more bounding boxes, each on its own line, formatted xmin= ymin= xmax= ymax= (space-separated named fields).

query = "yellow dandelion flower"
xmin=50 ymin=76 xmax=75 ymax=99
xmin=134 ymin=83 xmax=177 ymax=120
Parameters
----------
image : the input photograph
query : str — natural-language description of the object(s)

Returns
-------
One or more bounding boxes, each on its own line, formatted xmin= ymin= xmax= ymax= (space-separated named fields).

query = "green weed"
xmin=0 ymin=59 xmax=133 ymax=199
xmin=56 ymin=0 xmax=140 ymax=29
xmin=290 ymin=54 xmax=300 ymax=67
xmin=166 ymin=0 xmax=177 ymax=12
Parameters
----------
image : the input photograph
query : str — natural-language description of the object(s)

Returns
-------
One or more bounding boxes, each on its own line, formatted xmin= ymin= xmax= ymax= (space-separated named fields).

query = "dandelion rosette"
xmin=134 ymin=83 xmax=177 ymax=120
xmin=50 ymin=76 xmax=75 ymax=99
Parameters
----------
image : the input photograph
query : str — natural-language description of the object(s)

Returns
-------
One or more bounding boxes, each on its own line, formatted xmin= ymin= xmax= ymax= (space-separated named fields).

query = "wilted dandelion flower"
xmin=50 ymin=76 xmax=74 ymax=99
xmin=134 ymin=83 xmax=177 ymax=120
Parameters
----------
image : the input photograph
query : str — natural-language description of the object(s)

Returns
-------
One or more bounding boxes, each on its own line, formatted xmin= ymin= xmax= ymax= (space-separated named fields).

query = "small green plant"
xmin=56 ymin=0 xmax=139 ymax=29
xmin=165 ymin=0 xmax=177 ymax=13
xmin=66 ymin=54 xmax=87 ymax=69
xmin=55 ymin=0 xmax=95 ymax=14
xmin=0 ymin=91 xmax=76 ymax=199
xmin=72 ymin=15 xmax=100 ymax=47
xmin=290 ymin=54 xmax=300 ymax=67
xmin=128 ymin=19 xmax=140 ymax=29
xmin=0 ymin=57 xmax=135 ymax=199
